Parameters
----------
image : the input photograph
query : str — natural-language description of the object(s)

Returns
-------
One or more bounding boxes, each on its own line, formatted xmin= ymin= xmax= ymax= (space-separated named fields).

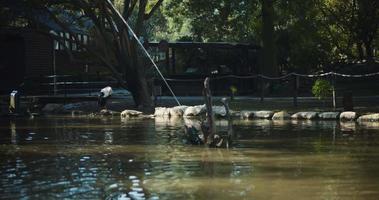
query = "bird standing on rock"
xmin=98 ymin=86 xmax=113 ymax=110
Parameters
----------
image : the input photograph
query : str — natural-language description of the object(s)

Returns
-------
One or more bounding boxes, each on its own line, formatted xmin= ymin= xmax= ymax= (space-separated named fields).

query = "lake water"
xmin=1 ymin=116 xmax=379 ymax=199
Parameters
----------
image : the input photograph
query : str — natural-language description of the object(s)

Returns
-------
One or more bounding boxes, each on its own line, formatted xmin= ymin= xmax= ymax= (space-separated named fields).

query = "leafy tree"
xmin=318 ymin=0 xmax=379 ymax=62
xmin=149 ymin=0 xmax=378 ymax=75
xmin=312 ymin=79 xmax=333 ymax=100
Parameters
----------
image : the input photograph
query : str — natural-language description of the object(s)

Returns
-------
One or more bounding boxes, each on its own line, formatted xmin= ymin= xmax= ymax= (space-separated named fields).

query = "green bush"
xmin=229 ymin=85 xmax=238 ymax=100
xmin=312 ymin=79 xmax=333 ymax=99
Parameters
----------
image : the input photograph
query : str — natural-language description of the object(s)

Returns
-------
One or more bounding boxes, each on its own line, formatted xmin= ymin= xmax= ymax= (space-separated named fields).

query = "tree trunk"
xmin=124 ymin=69 xmax=153 ymax=113
xmin=261 ymin=0 xmax=278 ymax=77
xmin=110 ymin=0 xmax=153 ymax=113
xmin=364 ymin=40 xmax=374 ymax=61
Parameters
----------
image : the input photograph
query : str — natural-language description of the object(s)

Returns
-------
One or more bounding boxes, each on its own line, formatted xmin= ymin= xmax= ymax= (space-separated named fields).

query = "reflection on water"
xmin=1 ymin=117 xmax=379 ymax=199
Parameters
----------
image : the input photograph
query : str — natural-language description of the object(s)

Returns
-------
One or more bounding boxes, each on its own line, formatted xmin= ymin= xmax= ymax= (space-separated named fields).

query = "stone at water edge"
xmin=231 ymin=111 xmax=242 ymax=118
xmin=272 ymin=111 xmax=291 ymax=120
xmin=121 ymin=109 xmax=143 ymax=118
xmin=184 ymin=118 xmax=202 ymax=132
xmin=212 ymin=106 xmax=227 ymax=117
xmin=318 ymin=112 xmax=340 ymax=120
xmin=357 ymin=113 xmax=379 ymax=122
xmin=254 ymin=111 xmax=275 ymax=119
xmin=183 ymin=105 xmax=206 ymax=117
xmin=169 ymin=106 xmax=189 ymax=117
xmin=41 ymin=103 xmax=64 ymax=113
xmin=100 ymin=109 xmax=120 ymax=116
xmin=291 ymin=112 xmax=319 ymax=120
xmin=154 ymin=107 xmax=170 ymax=117
xmin=340 ymin=111 xmax=358 ymax=121
xmin=241 ymin=111 xmax=255 ymax=119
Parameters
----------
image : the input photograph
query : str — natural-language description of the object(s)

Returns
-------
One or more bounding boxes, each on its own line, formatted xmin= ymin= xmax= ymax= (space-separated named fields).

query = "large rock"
xmin=121 ymin=109 xmax=143 ymax=118
xmin=231 ymin=111 xmax=241 ymax=118
xmin=340 ymin=111 xmax=358 ymax=121
xmin=291 ymin=112 xmax=319 ymax=120
xmin=212 ymin=106 xmax=227 ymax=117
xmin=62 ymin=102 xmax=98 ymax=113
xmin=272 ymin=111 xmax=291 ymax=120
xmin=184 ymin=105 xmax=206 ymax=117
xmin=241 ymin=111 xmax=255 ymax=119
xmin=254 ymin=111 xmax=275 ymax=119
xmin=154 ymin=107 xmax=170 ymax=117
xmin=169 ymin=106 xmax=188 ymax=117
xmin=318 ymin=112 xmax=340 ymax=120
xmin=100 ymin=109 xmax=120 ymax=116
xmin=41 ymin=103 xmax=63 ymax=113
xmin=357 ymin=113 xmax=379 ymax=122
xmin=183 ymin=118 xmax=202 ymax=131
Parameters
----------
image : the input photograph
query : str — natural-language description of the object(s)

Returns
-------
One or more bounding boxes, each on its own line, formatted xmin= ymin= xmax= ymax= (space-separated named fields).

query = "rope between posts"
xmin=162 ymin=71 xmax=379 ymax=82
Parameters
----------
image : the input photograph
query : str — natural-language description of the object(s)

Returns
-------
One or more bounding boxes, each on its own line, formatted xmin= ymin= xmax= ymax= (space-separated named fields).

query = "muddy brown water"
xmin=0 ymin=117 xmax=379 ymax=200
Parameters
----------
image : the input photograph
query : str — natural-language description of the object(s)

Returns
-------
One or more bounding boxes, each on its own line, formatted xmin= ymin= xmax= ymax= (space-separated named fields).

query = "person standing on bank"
xmin=98 ymin=86 xmax=113 ymax=110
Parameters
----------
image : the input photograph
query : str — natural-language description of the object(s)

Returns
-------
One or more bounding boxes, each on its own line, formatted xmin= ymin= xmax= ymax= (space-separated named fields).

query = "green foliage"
xmin=145 ymin=0 xmax=379 ymax=73
xmin=229 ymin=85 xmax=238 ymax=100
xmin=312 ymin=79 xmax=333 ymax=100
xmin=230 ymin=85 xmax=237 ymax=94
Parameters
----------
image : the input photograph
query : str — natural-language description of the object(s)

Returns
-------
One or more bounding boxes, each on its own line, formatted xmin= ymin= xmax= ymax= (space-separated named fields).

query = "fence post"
xmin=293 ymin=75 xmax=299 ymax=107
xmin=332 ymin=74 xmax=336 ymax=109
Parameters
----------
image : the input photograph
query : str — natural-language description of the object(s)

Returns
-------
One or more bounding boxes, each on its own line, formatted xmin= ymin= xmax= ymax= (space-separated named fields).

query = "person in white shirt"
xmin=98 ymin=86 xmax=112 ymax=109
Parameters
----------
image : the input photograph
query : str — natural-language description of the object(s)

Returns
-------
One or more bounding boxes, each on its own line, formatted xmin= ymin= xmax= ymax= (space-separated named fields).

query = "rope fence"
xmin=155 ymin=71 xmax=379 ymax=108
xmin=163 ymin=71 xmax=379 ymax=82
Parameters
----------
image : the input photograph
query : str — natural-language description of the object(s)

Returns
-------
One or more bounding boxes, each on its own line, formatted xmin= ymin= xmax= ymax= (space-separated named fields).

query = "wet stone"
xmin=291 ymin=112 xmax=319 ymax=120
xmin=357 ymin=113 xmax=379 ymax=122
xmin=272 ymin=111 xmax=291 ymax=120
xmin=241 ymin=111 xmax=255 ymax=119
xmin=340 ymin=111 xmax=358 ymax=121
xmin=318 ymin=112 xmax=340 ymax=120
xmin=212 ymin=106 xmax=227 ymax=117
xmin=121 ymin=110 xmax=143 ymax=118
xmin=100 ymin=109 xmax=120 ymax=116
xmin=41 ymin=103 xmax=64 ymax=114
xmin=154 ymin=107 xmax=170 ymax=117
xmin=169 ymin=106 xmax=188 ymax=117
xmin=254 ymin=111 xmax=275 ymax=119
xmin=183 ymin=105 xmax=206 ymax=117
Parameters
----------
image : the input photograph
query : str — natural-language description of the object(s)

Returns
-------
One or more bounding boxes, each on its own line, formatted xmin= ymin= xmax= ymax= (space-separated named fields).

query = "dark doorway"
xmin=0 ymin=34 xmax=25 ymax=94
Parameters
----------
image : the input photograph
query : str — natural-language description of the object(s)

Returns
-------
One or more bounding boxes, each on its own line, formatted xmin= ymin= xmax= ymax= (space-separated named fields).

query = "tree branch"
xmin=144 ymin=0 xmax=164 ymax=20
xmin=125 ymin=0 xmax=138 ymax=19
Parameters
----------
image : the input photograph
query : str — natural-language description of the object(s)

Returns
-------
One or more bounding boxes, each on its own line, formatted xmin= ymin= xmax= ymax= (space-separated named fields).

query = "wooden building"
xmin=0 ymin=29 xmax=262 ymax=96
xmin=0 ymin=29 xmax=53 ymax=93
xmin=0 ymin=28 xmax=105 ymax=95
xmin=148 ymin=41 xmax=262 ymax=95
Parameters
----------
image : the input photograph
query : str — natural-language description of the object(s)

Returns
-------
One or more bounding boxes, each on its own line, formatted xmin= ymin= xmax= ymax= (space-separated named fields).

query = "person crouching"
xmin=98 ymin=86 xmax=113 ymax=110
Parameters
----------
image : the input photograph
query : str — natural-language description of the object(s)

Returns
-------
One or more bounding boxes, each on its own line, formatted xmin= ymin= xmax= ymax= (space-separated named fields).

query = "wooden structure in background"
xmin=148 ymin=41 xmax=261 ymax=76
xmin=0 ymin=28 xmax=106 ymax=95
xmin=148 ymin=41 xmax=261 ymax=96
xmin=0 ymin=29 xmax=53 ymax=92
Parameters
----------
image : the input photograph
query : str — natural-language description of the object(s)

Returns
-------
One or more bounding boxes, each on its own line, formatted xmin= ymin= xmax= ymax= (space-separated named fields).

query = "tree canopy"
xmin=147 ymin=0 xmax=379 ymax=73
